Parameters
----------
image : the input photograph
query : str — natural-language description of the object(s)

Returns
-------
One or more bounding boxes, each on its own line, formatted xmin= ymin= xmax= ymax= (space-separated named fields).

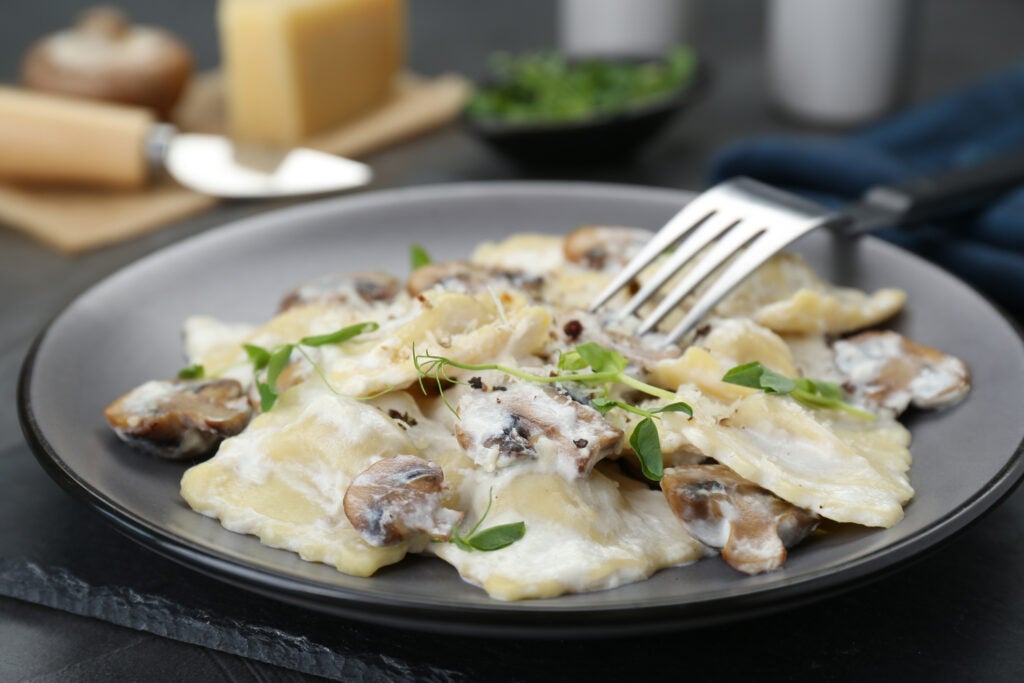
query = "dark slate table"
xmin=2 ymin=1 xmax=1023 ymax=681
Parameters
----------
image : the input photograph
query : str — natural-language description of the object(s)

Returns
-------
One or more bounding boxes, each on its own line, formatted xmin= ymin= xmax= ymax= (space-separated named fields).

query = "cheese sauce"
xmin=171 ymin=229 xmax=968 ymax=599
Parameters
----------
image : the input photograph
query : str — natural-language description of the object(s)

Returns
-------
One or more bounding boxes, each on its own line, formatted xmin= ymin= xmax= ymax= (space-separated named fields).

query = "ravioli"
xmin=716 ymin=252 xmax=907 ymax=334
xmin=433 ymin=464 xmax=709 ymax=600
xmin=181 ymin=382 xmax=416 ymax=576
xmin=98 ymin=225 xmax=970 ymax=598
xmin=186 ymin=288 xmax=552 ymax=397
xmin=662 ymin=392 xmax=911 ymax=527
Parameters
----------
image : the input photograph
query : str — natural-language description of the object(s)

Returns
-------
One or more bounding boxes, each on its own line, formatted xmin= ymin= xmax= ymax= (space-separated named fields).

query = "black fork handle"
xmin=849 ymin=150 xmax=1024 ymax=234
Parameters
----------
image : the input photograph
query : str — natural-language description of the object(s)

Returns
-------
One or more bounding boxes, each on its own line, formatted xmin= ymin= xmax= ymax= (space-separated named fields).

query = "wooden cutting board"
xmin=0 ymin=72 xmax=469 ymax=254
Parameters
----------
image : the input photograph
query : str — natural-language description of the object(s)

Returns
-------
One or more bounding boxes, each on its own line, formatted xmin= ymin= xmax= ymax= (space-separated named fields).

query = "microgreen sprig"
xmin=589 ymin=397 xmax=692 ymax=481
xmin=722 ymin=361 xmax=875 ymax=420
xmin=177 ymin=364 xmax=205 ymax=379
xmin=413 ymin=341 xmax=692 ymax=482
xmin=449 ymin=489 xmax=526 ymax=552
xmin=414 ymin=342 xmax=680 ymax=405
xmin=242 ymin=321 xmax=379 ymax=411
xmin=410 ymin=244 xmax=432 ymax=270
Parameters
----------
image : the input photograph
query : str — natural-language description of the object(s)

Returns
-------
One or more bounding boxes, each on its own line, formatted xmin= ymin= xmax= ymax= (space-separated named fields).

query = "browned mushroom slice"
xmin=563 ymin=226 xmax=652 ymax=270
xmin=662 ymin=464 xmax=819 ymax=575
xmin=103 ymin=378 xmax=252 ymax=460
xmin=343 ymin=455 xmax=465 ymax=547
xmin=406 ymin=261 xmax=542 ymax=298
xmin=833 ymin=330 xmax=970 ymax=415
xmin=454 ymin=381 xmax=623 ymax=478
xmin=278 ymin=271 xmax=400 ymax=312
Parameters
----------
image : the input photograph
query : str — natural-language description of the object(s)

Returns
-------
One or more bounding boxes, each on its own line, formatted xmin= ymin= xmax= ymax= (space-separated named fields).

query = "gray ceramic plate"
xmin=19 ymin=182 xmax=1024 ymax=637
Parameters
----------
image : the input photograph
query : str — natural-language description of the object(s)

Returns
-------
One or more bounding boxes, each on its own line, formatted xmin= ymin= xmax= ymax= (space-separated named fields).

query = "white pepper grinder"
xmin=559 ymin=0 xmax=691 ymax=58
xmin=767 ymin=0 xmax=919 ymax=126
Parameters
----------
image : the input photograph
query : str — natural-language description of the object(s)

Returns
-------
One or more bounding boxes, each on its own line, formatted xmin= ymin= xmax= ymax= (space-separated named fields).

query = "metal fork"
xmin=590 ymin=152 xmax=1024 ymax=345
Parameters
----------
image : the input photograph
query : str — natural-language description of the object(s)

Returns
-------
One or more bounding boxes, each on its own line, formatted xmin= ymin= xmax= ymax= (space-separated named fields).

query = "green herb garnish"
xmin=177 ymin=364 xmax=205 ymax=379
xmin=243 ymin=344 xmax=271 ymax=369
xmin=462 ymin=522 xmax=526 ymax=551
xmin=450 ymin=489 xmax=526 ymax=552
xmin=300 ymin=321 xmax=379 ymax=347
xmin=629 ymin=417 xmax=664 ymax=481
xmin=413 ymin=341 xmax=691 ymax=481
xmin=410 ymin=244 xmax=432 ymax=270
xmin=466 ymin=45 xmax=696 ymax=125
xmin=247 ymin=322 xmax=379 ymax=411
xmin=255 ymin=345 xmax=294 ymax=411
xmin=722 ymin=361 xmax=875 ymax=420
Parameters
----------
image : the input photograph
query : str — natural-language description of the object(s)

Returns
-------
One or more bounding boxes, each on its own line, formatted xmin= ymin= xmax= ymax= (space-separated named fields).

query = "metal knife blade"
xmin=152 ymin=125 xmax=372 ymax=199
xmin=0 ymin=88 xmax=373 ymax=197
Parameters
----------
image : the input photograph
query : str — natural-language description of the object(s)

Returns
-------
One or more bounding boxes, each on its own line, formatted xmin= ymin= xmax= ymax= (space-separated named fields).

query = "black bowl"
xmin=463 ymin=58 xmax=708 ymax=167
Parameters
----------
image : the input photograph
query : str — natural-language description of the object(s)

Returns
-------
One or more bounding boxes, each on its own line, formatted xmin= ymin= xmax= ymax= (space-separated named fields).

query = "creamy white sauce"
xmin=183 ymin=317 xmax=255 ymax=363
xmin=171 ymin=229 xmax=968 ymax=598
xmin=834 ymin=331 xmax=969 ymax=413
xmin=117 ymin=380 xmax=178 ymax=418
xmin=834 ymin=333 xmax=901 ymax=384
xmin=455 ymin=380 xmax=620 ymax=481
xmin=908 ymin=357 xmax=970 ymax=406
xmin=432 ymin=464 xmax=707 ymax=599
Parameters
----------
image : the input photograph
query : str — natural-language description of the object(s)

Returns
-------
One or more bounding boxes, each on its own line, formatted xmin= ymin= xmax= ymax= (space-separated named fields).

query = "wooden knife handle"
xmin=0 ymin=86 xmax=154 ymax=190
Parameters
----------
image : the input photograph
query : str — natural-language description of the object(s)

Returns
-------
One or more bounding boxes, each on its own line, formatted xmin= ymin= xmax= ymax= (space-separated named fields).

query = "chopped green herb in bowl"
xmin=463 ymin=46 xmax=705 ymax=165
xmin=467 ymin=45 xmax=698 ymax=125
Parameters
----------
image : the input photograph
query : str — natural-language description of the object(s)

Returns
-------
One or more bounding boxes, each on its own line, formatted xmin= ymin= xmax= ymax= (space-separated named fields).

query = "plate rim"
xmin=18 ymin=180 xmax=1024 ymax=637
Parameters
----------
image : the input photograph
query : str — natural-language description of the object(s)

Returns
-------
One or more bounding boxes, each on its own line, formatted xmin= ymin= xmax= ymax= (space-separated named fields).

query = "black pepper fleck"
xmin=563 ymin=319 xmax=584 ymax=340
xmin=387 ymin=409 xmax=418 ymax=426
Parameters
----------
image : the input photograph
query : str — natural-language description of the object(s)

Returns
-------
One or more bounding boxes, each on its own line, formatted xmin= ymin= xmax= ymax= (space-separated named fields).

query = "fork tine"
xmin=658 ymin=215 xmax=829 ymax=345
xmin=616 ymin=212 xmax=740 ymax=320
xmin=591 ymin=178 xmax=838 ymax=345
xmin=636 ymin=219 xmax=765 ymax=335
xmin=587 ymin=195 xmax=718 ymax=312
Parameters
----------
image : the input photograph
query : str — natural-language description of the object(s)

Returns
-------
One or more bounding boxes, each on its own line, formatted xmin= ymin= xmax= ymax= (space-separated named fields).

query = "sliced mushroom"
xmin=343 ymin=455 xmax=465 ymax=547
xmin=278 ymin=271 xmax=400 ymax=312
xmin=406 ymin=261 xmax=542 ymax=298
xmin=104 ymin=378 xmax=252 ymax=460
xmin=563 ymin=226 xmax=652 ymax=271
xmin=454 ymin=380 xmax=623 ymax=479
xmin=833 ymin=330 xmax=970 ymax=415
xmin=662 ymin=464 xmax=819 ymax=575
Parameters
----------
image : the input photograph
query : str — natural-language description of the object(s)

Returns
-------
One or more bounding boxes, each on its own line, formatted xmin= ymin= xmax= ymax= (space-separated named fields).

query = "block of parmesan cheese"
xmin=218 ymin=0 xmax=404 ymax=144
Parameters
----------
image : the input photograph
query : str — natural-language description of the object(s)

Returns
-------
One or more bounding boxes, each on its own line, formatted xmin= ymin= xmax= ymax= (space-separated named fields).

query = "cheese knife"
xmin=0 ymin=86 xmax=372 ymax=198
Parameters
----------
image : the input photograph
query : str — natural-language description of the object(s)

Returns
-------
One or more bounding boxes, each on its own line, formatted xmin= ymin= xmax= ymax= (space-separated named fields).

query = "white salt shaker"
xmin=767 ymin=0 xmax=918 ymax=126
xmin=559 ymin=0 xmax=691 ymax=58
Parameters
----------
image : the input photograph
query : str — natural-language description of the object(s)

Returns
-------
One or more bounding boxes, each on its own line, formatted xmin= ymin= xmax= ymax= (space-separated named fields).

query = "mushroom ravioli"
xmin=105 ymin=226 xmax=970 ymax=600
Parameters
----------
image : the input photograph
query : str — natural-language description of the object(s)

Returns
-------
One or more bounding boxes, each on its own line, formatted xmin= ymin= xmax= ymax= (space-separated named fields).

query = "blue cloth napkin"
xmin=708 ymin=62 xmax=1024 ymax=320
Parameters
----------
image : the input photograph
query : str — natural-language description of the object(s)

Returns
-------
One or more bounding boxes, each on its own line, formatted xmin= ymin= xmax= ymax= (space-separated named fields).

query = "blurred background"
xmin=2 ymin=0 xmax=1021 ymax=195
